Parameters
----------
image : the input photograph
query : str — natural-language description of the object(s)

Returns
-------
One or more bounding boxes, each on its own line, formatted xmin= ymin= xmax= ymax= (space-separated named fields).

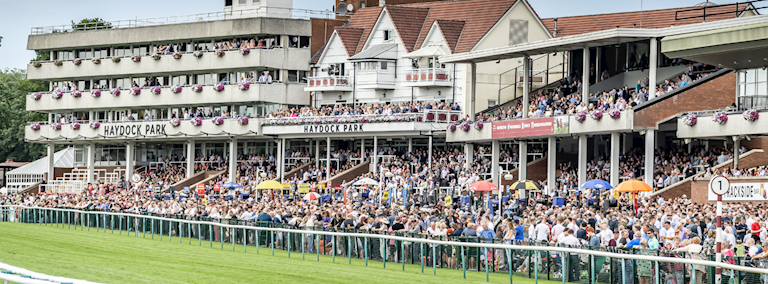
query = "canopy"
xmin=614 ymin=180 xmax=653 ymax=193
xmin=403 ymin=44 xmax=450 ymax=59
xmin=303 ymin=192 xmax=321 ymax=201
xmin=220 ymin=182 xmax=243 ymax=189
xmin=353 ymin=178 xmax=379 ymax=186
xmin=510 ymin=180 xmax=540 ymax=190
xmin=467 ymin=181 xmax=498 ymax=192
xmin=255 ymin=180 xmax=284 ymax=190
xmin=581 ymin=179 xmax=613 ymax=190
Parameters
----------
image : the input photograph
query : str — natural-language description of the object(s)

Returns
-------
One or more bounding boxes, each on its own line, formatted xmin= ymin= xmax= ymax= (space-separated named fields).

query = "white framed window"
xmin=360 ymin=62 xmax=378 ymax=71
xmin=383 ymin=30 xmax=391 ymax=41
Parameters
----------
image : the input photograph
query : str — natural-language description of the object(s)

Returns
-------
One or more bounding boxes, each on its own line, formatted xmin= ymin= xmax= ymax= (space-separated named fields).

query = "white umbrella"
xmin=303 ymin=192 xmax=321 ymax=201
xmin=353 ymin=178 xmax=379 ymax=186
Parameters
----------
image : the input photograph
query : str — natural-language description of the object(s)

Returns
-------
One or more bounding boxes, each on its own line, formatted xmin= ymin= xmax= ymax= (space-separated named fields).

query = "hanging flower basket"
xmin=70 ymin=122 xmax=81 ymax=130
xmin=50 ymin=123 xmax=62 ymax=130
xmin=150 ymin=86 xmax=162 ymax=95
xmin=608 ymin=109 xmax=621 ymax=119
xmin=460 ymin=122 xmax=471 ymax=132
xmin=743 ymin=109 xmax=759 ymax=122
xmin=91 ymin=58 xmax=101 ymax=64
xmin=171 ymin=85 xmax=182 ymax=93
xmin=212 ymin=116 xmax=225 ymax=125
xmin=683 ymin=114 xmax=697 ymax=127
xmin=237 ymin=116 xmax=249 ymax=125
xmin=51 ymin=90 xmax=63 ymax=99
xmin=130 ymin=87 xmax=141 ymax=96
xmin=33 ymin=62 xmax=42 ymax=68
xmin=447 ymin=123 xmax=457 ymax=131
xmin=110 ymin=87 xmax=121 ymax=96
xmin=170 ymin=118 xmax=181 ymax=127
xmin=71 ymin=90 xmax=82 ymax=98
xmin=213 ymin=83 xmax=225 ymax=92
xmin=89 ymin=121 xmax=100 ymax=129
xmin=240 ymin=48 xmax=250 ymax=55
xmin=53 ymin=61 xmax=63 ymax=66
xmin=91 ymin=89 xmax=101 ymax=97
xmin=131 ymin=55 xmax=142 ymax=62
xmin=712 ymin=111 xmax=728 ymax=125
xmin=215 ymin=50 xmax=225 ymax=57
xmin=239 ymin=82 xmax=250 ymax=90
xmin=112 ymin=57 xmax=121 ymax=63
xmin=193 ymin=51 xmax=203 ymax=58
xmin=31 ymin=93 xmax=42 ymax=100
xmin=575 ymin=111 xmax=587 ymax=123
xmin=191 ymin=84 xmax=203 ymax=92
xmin=72 ymin=59 xmax=82 ymax=66
xmin=151 ymin=54 xmax=162 ymax=60
xmin=190 ymin=117 xmax=203 ymax=126
xmin=30 ymin=123 xmax=41 ymax=131
xmin=172 ymin=52 xmax=182 ymax=59
xmin=590 ymin=111 xmax=603 ymax=121
xmin=474 ymin=121 xmax=484 ymax=130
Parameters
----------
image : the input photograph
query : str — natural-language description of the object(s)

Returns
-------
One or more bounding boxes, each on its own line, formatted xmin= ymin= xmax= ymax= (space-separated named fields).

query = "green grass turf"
xmin=0 ymin=222 xmax=561 ymax=284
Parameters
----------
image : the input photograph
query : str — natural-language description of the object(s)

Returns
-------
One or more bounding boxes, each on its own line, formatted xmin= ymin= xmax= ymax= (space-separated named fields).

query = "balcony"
xmin=27 ymin=48 xmax=310 ymax=81
xmin=261 ymin=110 xmax=461 ymax=137
xmin=25 ymin=117 xmax=263 ymax=143
xmin=401 ymin=68 xmax=452 ymax=87
xmin=26 ymin=83 xmax=306 ymax=112
xmin=304 ymin=76 xmax=353 ymax=92
xmin=677 ymin=109 xmax=767 ymax=138
xmin=355 ymin=71 xmax=396 ymax=89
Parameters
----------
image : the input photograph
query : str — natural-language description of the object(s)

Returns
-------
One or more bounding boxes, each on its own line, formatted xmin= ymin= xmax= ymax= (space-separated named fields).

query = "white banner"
xmin=708 ymin=182 xmax=768 ymax=201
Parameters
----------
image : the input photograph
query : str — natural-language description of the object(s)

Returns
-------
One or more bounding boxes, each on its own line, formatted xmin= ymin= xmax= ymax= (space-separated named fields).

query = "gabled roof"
xmin=435 ymin=19 xmax=466 ymax=53
xmin=336 ymin=28 xmax=365 ymax=57
xmin=8 ymin=148 xmax=74 ymax=176
xmin=384 ymin=6 xmax=431 ymax=53
xmin=541 ymin=2 xmax=756 ymax=37
xmin=349 ymin=43 xmax=398 ymax=60
xmin=347 ymin=7 xmax=385 ymax=54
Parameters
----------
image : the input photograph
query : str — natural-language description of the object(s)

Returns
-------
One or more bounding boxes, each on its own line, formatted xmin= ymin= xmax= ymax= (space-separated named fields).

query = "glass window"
xmin=758 ymin=82 xmax=767 ymax=96
xmin=758 ymin=69 xmax=767 ymax=83
xmin=239 ymin=0 xmax=246 ymax=4
xmin=381 ymin=62 xmax=387 ymax=70
xmin=253 ymin=0 xmax=261 ymax=4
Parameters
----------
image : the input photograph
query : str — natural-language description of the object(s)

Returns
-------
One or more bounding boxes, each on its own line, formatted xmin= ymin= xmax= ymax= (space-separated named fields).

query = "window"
xmin=113 ymin=46 xmax=130 ymax=57
xmin=360 ymin=1 xmax=365 ymax=8
xmin=253 ymin=0 xmax=261 ymax=4
xmin=738 ymin=69 xmax=768 ymax=110
xmin=360 ymin=62 xmax=378 ymax=71
xmin=225 ymin=0 xmax=232 ymax=6
xmin=238 ymin=0 xmax=246 ymax=5
xmin=380 ymin=62 xmax=387 ymax=70
xmin=383 ymin=30 xmax=391 ymax=41
xmin=93 ymin=48 xmax=110 ymax=58
xmin=488 ymin=100 xmax=497 ymax=107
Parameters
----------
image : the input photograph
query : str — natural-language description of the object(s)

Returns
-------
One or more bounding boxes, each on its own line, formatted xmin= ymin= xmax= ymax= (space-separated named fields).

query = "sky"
xmin=0 ymin=0 xmax=722 ymax=70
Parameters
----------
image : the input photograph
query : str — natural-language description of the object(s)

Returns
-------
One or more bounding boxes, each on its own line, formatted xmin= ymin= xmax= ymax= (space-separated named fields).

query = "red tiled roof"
xmin=335 ymin=28 xmax=365 ymax=57
xmin=385 ymin=6 xmax=431 ymax=53
xmin=542 ymin=3 xmax=755 ymax=37
xmin=346 ymin=7 xmax=385 ymax=54
xmin=435 ymin=19 xmax=465 ymax=53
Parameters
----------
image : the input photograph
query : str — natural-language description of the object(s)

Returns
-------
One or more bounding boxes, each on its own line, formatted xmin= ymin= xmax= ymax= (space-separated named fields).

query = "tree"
xmin=33 ymin=50 xmax=50 ymax=61
xmin=0 ymin=69 xmax=48 ymax=161
xmin=71 ymin=18 xmax=112 ymax=31
xmin=0 ymin=36 xmax=3 ymax=47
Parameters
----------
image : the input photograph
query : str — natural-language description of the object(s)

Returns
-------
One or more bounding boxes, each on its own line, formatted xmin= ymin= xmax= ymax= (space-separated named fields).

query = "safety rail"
xmin=29 ymin=45 xmax=290 ymax=64
xmin=263 ymin=111 xmax=463 ymax=126
xmin=2 ymin=205 xmax=767 ymax=284
xmin=30 ymin=8 xmax=337 ymax=34
xmin=306 ymin=76 xmax=351 ymax=88
xmin=403 ymin=68 xmax=451 ymax=83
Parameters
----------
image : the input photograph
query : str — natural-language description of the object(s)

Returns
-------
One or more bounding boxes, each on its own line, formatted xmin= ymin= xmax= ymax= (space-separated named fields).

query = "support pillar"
xmin=610 ymin=133 xmax=620 ymax=189
xmin=519 ymin=141 xmax=527 ymax=181
xmin=87 ymin=142 xmax=95 ymax=183
xmin=522 ymin=55 xmax=530 ymax=118
xmin=644 ymin=130 xmax=655 ymax=188
xmin=315 ymin=139 xmax=320 ymax=169
xmin=547 ymin=137 xmax=556 ymax=195
xmin=470 ymin=62 xmax=477 ymax=117
xmin=229 ymin=139 xmax=237 ymax=183
xmin=577 ymin=136 xmax=587 ymax=190
xmin=582 ymin=47 xmax=590 ymax=103
xmin=186 ymin=140 xmax=195 ymax=178
xmin=464 ymin=143 xmax=472 ymax=170
xmin=649 ymin=37 xmax=658 ymax=100
xmin=326 ymin=137 xmax=331 ymax=173
xmin=46 ymin=143 xmax=55 ymax=182
xmin=596 ymin=47 xmax=601 ymax=82
xmin=734 ymin=138 xmax=740 ymax=169
xmin=126 ymin=141 xmax=135 ymax=182
xmin=373 ymin=136 xmax=378 ymax=174
xmin=279 ymin=138 xmax=286 ymax=181
xmin=428 ymin=136 xmax=433 ymax=170
xmin=492 ymin=141 xmax=500 ymax=187
xmin=408 ymin=138 xmax=412 ymax=154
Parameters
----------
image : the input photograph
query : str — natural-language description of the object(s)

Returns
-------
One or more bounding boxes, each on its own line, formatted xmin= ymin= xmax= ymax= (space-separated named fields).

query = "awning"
xmin=661 ymin=21 xmax=768 ymax=70
xmin=348 ymin=43 xmax=397 ymax=61
xmin=403 ymin=44 xmax=450 ymax=58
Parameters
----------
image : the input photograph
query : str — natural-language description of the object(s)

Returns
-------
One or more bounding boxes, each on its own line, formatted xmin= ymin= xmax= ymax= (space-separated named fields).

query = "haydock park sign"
xmin=103 ymin=124 xmax=167 ymax=137
xmin=304 ymin=124 xmax=364 ymax=133
xmin=707 ymin=182 xmax=768 ymax=201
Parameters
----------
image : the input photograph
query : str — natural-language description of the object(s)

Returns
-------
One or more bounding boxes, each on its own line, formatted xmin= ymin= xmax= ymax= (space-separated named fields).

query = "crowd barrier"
xmin=2 ymin=205 xmax=768 ymax=284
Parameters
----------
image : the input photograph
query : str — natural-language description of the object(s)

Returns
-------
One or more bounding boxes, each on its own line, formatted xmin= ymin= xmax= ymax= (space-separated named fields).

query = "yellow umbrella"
xmin=255 ymin=180 xmax=284 ymax=190
xmin=614 ymin=180 xmax=653 ymax=193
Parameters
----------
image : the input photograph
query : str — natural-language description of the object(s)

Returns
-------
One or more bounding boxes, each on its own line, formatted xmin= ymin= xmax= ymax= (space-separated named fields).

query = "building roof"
xmin=0 ymin=161 xmax=29 ymax=168
xmin=349 ymin=43 xmax=398 ymax=60
xmin=435 ymin=19 xmax=466 ymax=53
xmin=7 ymin=148 xmax=74 ymax=176
xmin=336 ymin=28 xmax=366 ymax=57
xmin=385 ymin=6 xmax=431 ymax=53
xmin=346 ymin=7 xmax=386 ymax=55
xmin=541 ymin=2 xmax=755 ymax=37
xmin=403 ymin=44 xmax=450 ymax=58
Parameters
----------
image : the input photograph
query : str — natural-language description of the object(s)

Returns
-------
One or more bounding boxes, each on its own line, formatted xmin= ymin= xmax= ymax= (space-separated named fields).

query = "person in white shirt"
xmin=535 ymin=216 xmax=550 ymax=242
xmin=556 ymin=229 xmax=581 ymax=247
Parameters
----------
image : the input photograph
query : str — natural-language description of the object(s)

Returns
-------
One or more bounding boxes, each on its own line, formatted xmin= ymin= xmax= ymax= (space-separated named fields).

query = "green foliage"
xmin=0 ymin=69 xmax=48 ymax=162
xmin=71 ymin=18 xmax=112 ymax=31
xmin=0 ymin=36 xmax=3 ymax=47
xmin=32 ymin=50 xmax=50 ymax=61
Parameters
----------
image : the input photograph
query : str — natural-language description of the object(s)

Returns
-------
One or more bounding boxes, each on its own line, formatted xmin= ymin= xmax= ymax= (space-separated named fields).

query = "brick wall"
xmin=634 ymin=71 xmax=736 ymax=128
xmin=311 ymin=18 xmax=347 ymax=65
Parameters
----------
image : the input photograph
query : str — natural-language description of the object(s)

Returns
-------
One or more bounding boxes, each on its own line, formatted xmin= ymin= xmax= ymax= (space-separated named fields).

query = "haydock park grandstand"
xmin=6 ymin=0 xmax=768 ymax=283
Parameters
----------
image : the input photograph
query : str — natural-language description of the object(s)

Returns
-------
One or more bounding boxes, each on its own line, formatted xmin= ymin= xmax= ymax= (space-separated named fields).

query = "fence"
xmin=2 ymin=205 xmax=767 ymax=284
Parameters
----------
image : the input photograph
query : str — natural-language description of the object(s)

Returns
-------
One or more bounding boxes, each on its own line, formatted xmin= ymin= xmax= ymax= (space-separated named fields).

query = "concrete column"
xmin=314 ymin=139 xmax=320 ymax=168
xmin=577 ymin=136 xmax=587 ymax=190
xmin=519 ymin=141 xmax=527 ymax=181
xmin=610 ymin=132 xmax=620 ymax=188
xmin=280 ymin=138 xmax=286 ymax=181
xmin=361 ymin=138 xmax=366 ymax=162
xmin=734 ymin=138 xmax=740 ymax=169
xmin=623 ymin=133 xmax=632 ymax=154
xmin=126 ymin=141 xmax=135 ymax=182
xmin=186 ymin=140 xmax=195 ymax=178
xmin=407 ymin=138 xmax=412 ymax=154
xmin=492 ymin=140 xmax=500 ymax=187
xmin=547 ymin=137 xmax=556 ymax=195
xmin=48 ymin=113 xmax=53 ymax=124
xmin=88 ymin=111 xmax=95 ymax=122
xmin=46 ymin=143 xmax=55 ymax=183
xmin=596 ymin=47 xmax=601 ymax=82
xmin=428 ymin=136 xmax=433 ymax=169
xmin=582 ymin=47 xmax=590 ymax=103
xmin=649 ymin=37 xmax=658 ymax=100
xmin=644 ymin=130 xmax=655 ymax=188
xmin=326 ymin=137 xmax=331 ymax=173
xmin=87 ymin=142 xmax=95 ymax=183
xmin=522 ymin=55 xmax=530 ymax=118
xmin=470 ymin=62 xmax=477 ymax=117
xmin=228 ymin=139 xmax=237 ymax=183
xmin=373 ymin=136 xmax=378 ymax=174
xmin=464 ymin=143 xmax=472 ymax=170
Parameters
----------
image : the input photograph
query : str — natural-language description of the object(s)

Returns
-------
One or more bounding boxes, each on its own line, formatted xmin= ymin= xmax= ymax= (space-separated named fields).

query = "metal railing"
xmin=403 ymin=68 xmax=451 ymax=83
xmin=306 ymin=76 xmax=352 ymax=88
xmin=31 ymin=8 xmax=337 ymax=34
xmin=29 ymin=81 xmax=281 ymax=97
xmin=738 ymin=95 xmax=768 ymax=111
xmin=2 ymin=205 xmax=768 ymax=284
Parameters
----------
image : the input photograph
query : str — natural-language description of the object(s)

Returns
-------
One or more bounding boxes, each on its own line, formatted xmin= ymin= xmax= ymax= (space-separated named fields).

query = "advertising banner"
xmin=707 ymin=182 xmax=768 ymax=201
xmin=491 ymin=115 xmax=569 ymax=139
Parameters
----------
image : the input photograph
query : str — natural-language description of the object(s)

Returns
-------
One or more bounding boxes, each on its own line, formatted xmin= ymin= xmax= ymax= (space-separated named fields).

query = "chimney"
xmin=553 ymin=18 xmax=558 ymax=37
xmin=379 ymin=0 xmax=386 ymax=7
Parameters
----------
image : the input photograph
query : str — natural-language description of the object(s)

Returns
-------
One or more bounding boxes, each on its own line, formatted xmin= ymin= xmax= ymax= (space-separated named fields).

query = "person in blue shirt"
xmin=514 ymin=219 xmax=525 ymax=242
xmin=479 ymin=221 xmax=496 ymax=243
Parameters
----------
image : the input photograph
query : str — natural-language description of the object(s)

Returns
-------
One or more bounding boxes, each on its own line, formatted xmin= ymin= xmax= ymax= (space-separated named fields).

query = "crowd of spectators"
xmin=268 ymin=102 xmax=461 ymax=118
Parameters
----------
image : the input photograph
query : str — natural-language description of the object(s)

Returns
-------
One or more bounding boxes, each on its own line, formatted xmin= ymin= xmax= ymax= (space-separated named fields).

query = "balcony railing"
xmin=306 ymin=76 xmax=351 ymax=88
xmin=403 ymin=68 xmax=450 ymax=83
xmin=263 ymin=110 xmax=461 ymax=126
xmin=738 ymin=95 xmax=768 ymax=111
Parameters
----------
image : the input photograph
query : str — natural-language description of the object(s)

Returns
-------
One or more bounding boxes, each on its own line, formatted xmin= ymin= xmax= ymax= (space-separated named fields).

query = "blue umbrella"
xmin=581 ymin=179 xmax=613 ymax=190
xmin=220 ymin=182 xmax=243 ymax=189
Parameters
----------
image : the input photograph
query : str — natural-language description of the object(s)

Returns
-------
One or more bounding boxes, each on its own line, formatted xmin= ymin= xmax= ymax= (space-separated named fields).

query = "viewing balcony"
xmin=677 ymin=108 xmax=766 ymax=138
xmin=25 ymin=117 xmax=264 ymax=143
xmin=26 ymin=82 xmax=305 ymax=112
xmin=304 ymin=76 xmax=353 ymax=92
xmin=401 ymin=68 xmax=452 ymax=87
xmin=261 ymin=110 xmax=461 ymax=137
